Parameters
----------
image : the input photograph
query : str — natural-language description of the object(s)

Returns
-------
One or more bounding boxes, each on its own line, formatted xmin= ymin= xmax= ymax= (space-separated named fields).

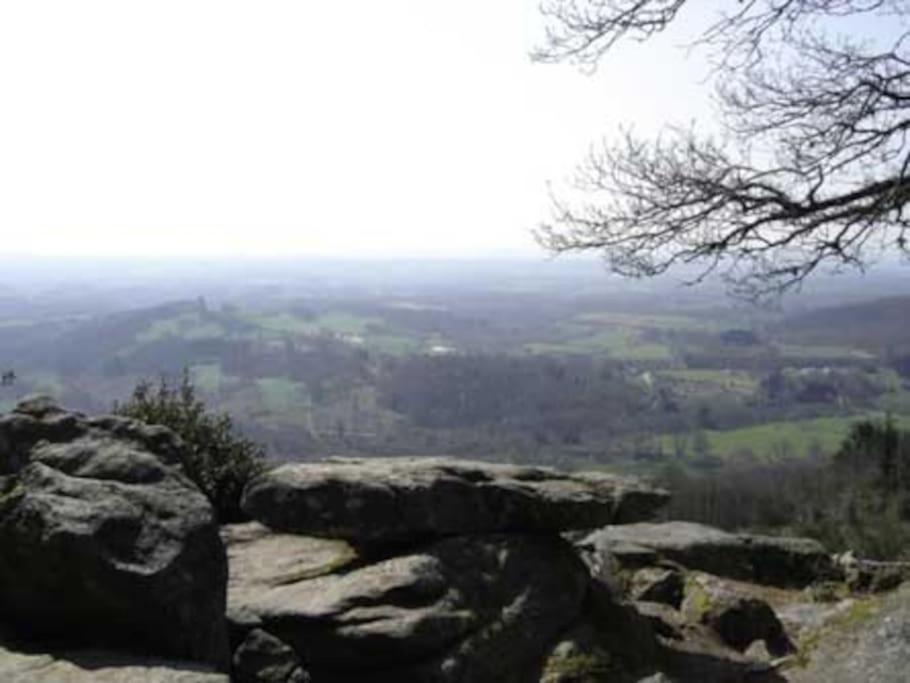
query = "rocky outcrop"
xmin=241 ymin=457 xmax=669 ymax=544
xmin=787 ymin=583 xmax=910 ymax=683
xmin=0 ymin=399 xmax=229 ymax=668
xmin=0 ymin=641 xmax=228 ymax=683
xmin=7 ymin=398 xmax=899 ymax=683
xmin=580 ymin=521 xmax=835 ymax=588
xmin=631 ymin=567 xmax=686 ymax=609
xmin=224 ymin=524 xmax=590 ymax=682
xmin=231 ymin=629 xmax=309 ymax=683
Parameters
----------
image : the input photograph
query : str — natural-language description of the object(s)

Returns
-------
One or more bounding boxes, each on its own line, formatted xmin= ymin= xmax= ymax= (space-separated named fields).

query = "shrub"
xmin=115 ymin=370 xmax=266 ymax=522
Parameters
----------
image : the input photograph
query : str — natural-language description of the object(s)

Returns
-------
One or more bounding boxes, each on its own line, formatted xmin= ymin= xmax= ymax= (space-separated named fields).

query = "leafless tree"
xmin=534 ymin=0 xmax=910 ymax=296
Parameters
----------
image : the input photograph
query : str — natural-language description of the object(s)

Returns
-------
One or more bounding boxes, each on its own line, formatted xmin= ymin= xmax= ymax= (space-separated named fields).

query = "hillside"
xmin=2 ymin=263 xmax=910 ymax=477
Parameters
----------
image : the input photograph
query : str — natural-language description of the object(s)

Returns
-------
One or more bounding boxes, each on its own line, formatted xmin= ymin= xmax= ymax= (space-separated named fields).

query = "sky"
xmin=0 ymin=1 xmax=716 ymax=259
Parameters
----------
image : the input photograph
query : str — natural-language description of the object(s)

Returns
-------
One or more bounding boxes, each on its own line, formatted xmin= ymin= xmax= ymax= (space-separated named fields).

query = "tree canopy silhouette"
xmin=535 ymin=1 xmax=910 ymax=296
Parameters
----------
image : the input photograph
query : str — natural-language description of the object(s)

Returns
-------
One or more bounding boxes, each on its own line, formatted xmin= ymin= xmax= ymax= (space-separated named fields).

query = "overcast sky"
xmin=0 ymin=1 xmax=716 ymax=259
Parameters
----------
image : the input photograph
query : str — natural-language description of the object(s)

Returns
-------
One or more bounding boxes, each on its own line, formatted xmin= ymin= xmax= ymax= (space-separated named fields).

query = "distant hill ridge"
xmin=783 ymin=295 xmax=910 ymax=349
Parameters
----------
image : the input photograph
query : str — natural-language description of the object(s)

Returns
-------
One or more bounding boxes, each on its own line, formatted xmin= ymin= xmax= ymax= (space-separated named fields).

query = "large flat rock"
xmin=221 ymin=522 xmax=358 ymax=631
xmin=579 ymin=521 xmax=834 ymax=588
xmin=0 ymin=641 xmax=228 ymax=683
xmin=225 ymin=527 xmax=590 ymax=682
xmin=242 ymin=457 xmax=668 ymax=543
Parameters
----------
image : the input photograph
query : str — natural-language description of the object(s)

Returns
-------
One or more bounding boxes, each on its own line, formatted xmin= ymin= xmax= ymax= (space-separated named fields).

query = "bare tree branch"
xmin=535 ymin=0 xmax=910 ymax=296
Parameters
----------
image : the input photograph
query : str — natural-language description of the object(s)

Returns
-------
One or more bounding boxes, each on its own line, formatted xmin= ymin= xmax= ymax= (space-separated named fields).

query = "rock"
xmin=226 ymin=529 xmax=589 ymax=682
xmin=221 ymin=522 xmax=358 ymax=635
xmin=0 ymin=398 xmax=187 ymax=474
xmin=655 ymin=632 xmax=784 ymax=683
xmin=241 ymin=457 xmax=668 ymax=543
xmin=842 ymin=562 xmax=906 ymax=594
xmin=539 ymin=621 xmax=627 ymax=682
xmin=634 ymin=601 xmax=694 ymax=642
xmin=678 ymin=573 xmax=795 ymax=658
xmin=776 ymin=599 xmax=856 ymax=643
xmin=232 ymin=629 xmax=309 ymax=683
xmin=631 ymin=567 xmax=685 ymax=609
xmin=580 ymin=522 xmax=833 ymax=587
xmin=0 ymin=639 xmax=228 ymax=683
xmin=634 ymin=601 xmax=784 ymax=682
xmin=701 ymin=596 xmax=794 ymax=657
xmin=786 ymin=584 xmax=910 ymax=682
xmin=0 ymin=400 xmax=229 ymax=668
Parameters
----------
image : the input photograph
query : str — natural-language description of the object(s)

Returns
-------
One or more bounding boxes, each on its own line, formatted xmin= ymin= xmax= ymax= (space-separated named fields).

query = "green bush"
xmin=115 ymin=370 xmax=266 ymax=522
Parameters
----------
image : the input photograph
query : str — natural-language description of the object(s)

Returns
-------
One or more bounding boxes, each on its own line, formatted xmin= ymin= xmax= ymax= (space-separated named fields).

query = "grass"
xmin=662 ymin=413 xmax=910 ymax=460
xmin=314 ymin=313 xmax=380 ymax=335
xmin=247 ymin=313 xmax=315 ymax=337
xmin=252 ymin=312 xmax=380 ymax=336
xmin=244 ymin=311 xmax=389 ymax=347
xmin=135 ymin=313 xmax=225 ymax=343
xmin=369 ymin=334 xmax=422 ymax=356
xmin=256 ymin=377 xmax=306 ymax=415
xmin=525 ymin=327 xmax=672 ymax=361
xmin=777 ymin=344 xmax=876 ymax=361
xmin=191 ymin=364 xmax=224 ymax=394
xmin=659 ymin=369 xmax=759 ymax=394
xmin=574 ymin=311 xmax=712 ymax=331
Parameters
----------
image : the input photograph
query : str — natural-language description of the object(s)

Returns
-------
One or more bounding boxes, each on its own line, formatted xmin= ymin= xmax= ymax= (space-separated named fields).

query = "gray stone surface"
xmin=0 ymin=640 xmax=228 ymax=683
xmin=580 ymin=522 xmax=833 ymax=587
xmin=232 ymin=629 xmax=309 ymax=683
xmin=242 ymin=456 xmax=668 ymax=543
xmin=0 ymin=399 xmax=228 ymax=667
xmin=221 ymin=522 xmax=358 ymax=632
xmin=701 ymin=596 xmax=794 ymax=657
xmin=788 ymin=584 xmax=910 ymax=682
xmin=225 ymin=528 xmax=589 ymax=682
xmin=631 ymin=567 xmax=686 ymax=609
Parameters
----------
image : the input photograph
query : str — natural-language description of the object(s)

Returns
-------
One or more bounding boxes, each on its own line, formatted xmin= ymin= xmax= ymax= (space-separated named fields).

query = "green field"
xmin=249 ymin=312 xmax=380 ymax=338
xmin=525 ymin=327 xmax=672 ymax=361
xmin=136 ymin=313 xmax=226 ymax=343
xmin=663 ymin=413 xmax=910 ymax=460
xmin=191 ymin=364 xmax=225 ymax=394
xmin=256 ymin=377 xmax=306 ymax=415
xmin=574 ymin=311 xmax=715 ymax=331
xmin=658 ymin=369 xmax=758 ymax=394
xmin=776 ymin=344 xmax=876 ymax=361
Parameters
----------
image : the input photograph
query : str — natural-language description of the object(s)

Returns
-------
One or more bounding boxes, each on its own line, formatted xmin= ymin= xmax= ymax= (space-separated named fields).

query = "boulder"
xmin=232 ymin=629 xmax=309 ymax=683
xmin=678 ymin=573 xmax=796 ymax=658
xmin=634 ymin=603 xmax=785 ymax=683
xmin=630 ymin=567 xmax=686 ymax=609
xmin=242 ymin=457 xmax=668 ymax=544
xmin=701 ymin=596 xmax=794 ymax=657
xmin=539 ymin=621 xmax=628 ymax=682
xmin=0 ymin=399 xmax=229 ymax=668
xmin=655 ymin=632 xmax=784 ymax=683
xmin=225 ymin=527 xmax=589 ymax=682
xmin=580 ymin=522 xmax=833 ymax=587
xmin=0 ymin=639 xmax=228 ymax=683
xmin=836 ymin=552 xmax=907 ymax=594
xmin=221 ymin=522 xmax=358 ymax=635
